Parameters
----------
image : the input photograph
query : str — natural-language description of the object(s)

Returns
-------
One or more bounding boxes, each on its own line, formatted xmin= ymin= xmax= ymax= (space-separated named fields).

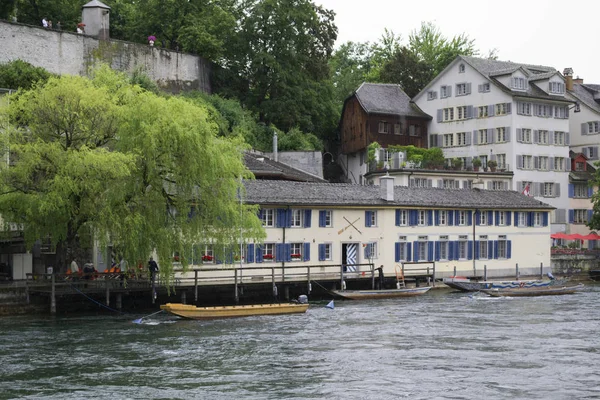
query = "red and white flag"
xmin=522 ymin=183 xmax=530 ymax=196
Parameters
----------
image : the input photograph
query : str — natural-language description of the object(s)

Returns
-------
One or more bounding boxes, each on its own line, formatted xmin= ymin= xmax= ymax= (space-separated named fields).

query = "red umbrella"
xmin=581 ymin=233 xmax=600 ymax=240
xmin=551 ymin=232 xmax=571 ymax=239
xmin=77 ymin=22 xmax=86 ymax=27
xmin=569 ymin=233 xmax=586 ymax=241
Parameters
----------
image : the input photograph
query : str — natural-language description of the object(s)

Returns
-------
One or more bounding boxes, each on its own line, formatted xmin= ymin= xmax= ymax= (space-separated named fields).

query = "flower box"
xmin=290 ymin=254 xmax=302 ymax=260
xmin=263 ymin=254 xmax=274 ymax=260
xmin=201 ymin=255 xmax=213 ymax=262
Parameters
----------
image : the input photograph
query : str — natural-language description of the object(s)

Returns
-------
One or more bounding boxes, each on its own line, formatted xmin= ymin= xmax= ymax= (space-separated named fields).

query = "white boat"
xmin=443 ymin=276 xmax=555 ymax=292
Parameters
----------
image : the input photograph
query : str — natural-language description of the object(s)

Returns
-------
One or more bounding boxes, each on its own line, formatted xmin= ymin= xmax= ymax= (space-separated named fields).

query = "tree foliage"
xmin=0 ymin=60 xmax=53 ymax=91
xmin=6 ymin=0 xmax=82 ymax=31
xmin=0 ymin=67 xmax=265 ymax=280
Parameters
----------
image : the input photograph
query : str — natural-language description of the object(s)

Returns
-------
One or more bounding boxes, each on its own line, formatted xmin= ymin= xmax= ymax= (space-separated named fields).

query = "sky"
xmin=316 ymin=0 xmax=600 ymax=83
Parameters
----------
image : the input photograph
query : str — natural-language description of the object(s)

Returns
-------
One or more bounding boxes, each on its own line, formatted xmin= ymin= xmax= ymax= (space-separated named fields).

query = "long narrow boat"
xmin=481 ymin=283 xmax=585 ymax=297
xmin=443 ymin=276 xmax=555 ymax=292
xmin=330 ymin=286 xmax=431 ymax=300
xmin=160 ymin=302 xmax=309 ymax=319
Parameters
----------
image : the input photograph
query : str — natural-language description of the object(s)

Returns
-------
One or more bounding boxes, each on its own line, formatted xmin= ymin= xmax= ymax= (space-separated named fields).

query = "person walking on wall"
xmin=42 ymin=17 xmax=48 ymax=28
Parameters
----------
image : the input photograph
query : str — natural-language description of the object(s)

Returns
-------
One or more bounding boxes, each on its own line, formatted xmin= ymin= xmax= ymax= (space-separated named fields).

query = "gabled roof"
xmin=243 ymin=180 xmax=553 ymax=210
xmin=568 ymin=83 xmax=600 ymax=114
xmin=461 ymin=56 xmax=555 ymax=77
xmin=353 ymin=83 xmax=431 ymax=119
xmin=244 ymin=152 xmax=326 ymax=183
xmin=82 ymin=0 xmax=110 ymax=9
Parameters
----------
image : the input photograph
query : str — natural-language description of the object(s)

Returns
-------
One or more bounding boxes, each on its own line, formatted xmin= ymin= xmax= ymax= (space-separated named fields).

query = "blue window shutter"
xmin=435 ymin=241 xmax=441 ymax=261
xmin=256 ymin=245 xmax=263 ymax=263
xmin=395 ymin=242 xmax=401 ymax=262
xmin=543 ymin=212 xmax=549 ymax=226
xmin=514 ymin=212 xmax=519 ymax=226
xmin=474 ymin=241 xmax=480 ymax=259
xmin=434 ymin=210 xmax=440 ymax=225
xmin=226 ymin=251 xmax=233 ymax=264
xmin=304 ymin=243 xmax=310 ymax=261
xmin=247 ymin=244 xmax=255 ymax=263
xmin=286 ymin=210 xmax=292 ymax=228
xmin=437 ymin=109 xmax=443 ymax=122
xmin=395 ymin=210 xmax=400 ymax=226
xmin=467 ymin=241 xmax=473 ymax=260
xmin=409 ymin=210 xmax=417 ymax=226
xmin=216 ymin=255 xmax=223 ymax=264
xmin=568 ymin=209 xmax=574 ymax=223
xmin=275 ymin=243 xmax=283 ymax=262
xmin=318 ymin=244 xmax=325 ymax=261
xmin=488 ymin=211 xmax=494 ymax=226
xmin=258 ymin=209 xmax=264 ymax=220
xmin=507 ymin=241 xmax=512 ymax=258
xmin=588 ymin=210 xmax=594 ymax=223
xmin=286 ymin=244 xmax=292 ymax=262
xmin=568 ymin=184 xmax=574 ymax=198
xmin=495 ymin=211 xmax=500 ymax=226
xmin=448 ymin=241 xmax=454 ymax=260
xmin=488 ymin=241 xmax=494 ymax=258
xmin=365 ymin=211 xmax=372 ymax=227
xmin=428 ymin=242 xmax=434 ymax=261
xmin=276 ymin=209 xmax=285 ymax=228
xmin=475 ymin=210 xmax=481 ymax=225
xmin=467 ymin=211 xmax=473 ymax=226
xmin=456 ymin=210 xmax=462 ymax=225
xmin=448 ymin=211 xmax=454 ymax=226
xmin=427 ymin=210 xmax=433 ymax=226
xmin=407 ymin=244 xmax=412 ymax=262
xmin=413 ymin=242 xmax=419 ymax=261
xmin=319 ymin=210 xmax=326 ymax=227
xmin=589 ymin=187 xmax=594 ymax=198
xmin=527 ymin=212 xmax=534 ymax=227
xmin=494 ymin=241 xmax=499 ymax=259
xmin=506 ymin=211 xmax=512 ymax=226
xmin=304 ymin=210 xmax=312 ymax=228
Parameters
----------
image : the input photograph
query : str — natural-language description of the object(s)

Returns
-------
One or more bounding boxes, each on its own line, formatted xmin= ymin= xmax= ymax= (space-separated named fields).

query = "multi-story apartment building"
xmin=414 ymin=56 xmax=574 ymax=233
xmin=564 ymin=69 xmax=600 ymax=158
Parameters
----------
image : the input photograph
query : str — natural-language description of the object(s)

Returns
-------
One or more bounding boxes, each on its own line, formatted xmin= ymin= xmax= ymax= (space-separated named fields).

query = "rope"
xmin=311 ymin=279 xmax=332 ymax=292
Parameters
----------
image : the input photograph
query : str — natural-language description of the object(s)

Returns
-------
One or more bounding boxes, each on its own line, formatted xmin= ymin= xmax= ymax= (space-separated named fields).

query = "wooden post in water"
xmin=50 ymin=273 xmax=56 ymax=314
xmin=181 ymin=291 xmax=186 ymax=305
xmin=284 ymin=285 xmax=290 ymax=301
xmin=194 ymin=270 xmax=198 ymax=303
xmin=340 ymin=265 xmax=344 ymax=291
xmin=25 ymin=276 xmax=30 ymax=304
xmin=105 ymin=279 xmax=110 ymax=306
xmin=116 ymin=293 xmax=122 ymax=310
xmin=234 ymin=268 xmax=239 ymax=304
xmin=484 ymin=265 xmax=487 ymax=281
xmin=540 ymin=262 xmax=543 ymax=279
xmin=516 ymin=263 xmax=519 ymax=280
xmin=371 ymin=264 xmax=375 ymax=290
xmin=453 ymin=266 xmax=457 ymax=277
xmin=272 ymin=267 xmax=277 ymax=299
xmin=432 ymin=262 xmax=436 ymax=287
xmin=307 ymin=266 xmax=311 ymax=294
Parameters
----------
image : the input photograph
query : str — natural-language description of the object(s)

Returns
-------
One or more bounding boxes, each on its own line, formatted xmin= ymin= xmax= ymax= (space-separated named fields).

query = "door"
xmin=342 ymin=243 xmax=358 ymax=272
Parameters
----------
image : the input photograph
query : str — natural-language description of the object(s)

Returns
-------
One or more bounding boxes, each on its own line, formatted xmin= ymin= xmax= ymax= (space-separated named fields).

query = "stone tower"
xmin=81 ymin=0 xmax=110 ymax=40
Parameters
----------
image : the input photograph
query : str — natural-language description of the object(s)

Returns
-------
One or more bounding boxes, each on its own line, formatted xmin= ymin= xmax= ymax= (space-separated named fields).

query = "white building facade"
xmin=414 ymin=56 xmax=573 ymax=233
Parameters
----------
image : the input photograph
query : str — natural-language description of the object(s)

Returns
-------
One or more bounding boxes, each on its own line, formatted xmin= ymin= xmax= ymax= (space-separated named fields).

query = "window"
xmin=574 ymin=209 xmax=587 ymax=224
xmin=498 ymin=239 xmax=508 ymax=258
xmin=554 ymin=106 xmax=567 ymax=119
xmin=439 ymin=210 xmax=448 ymax=226
xmin=538 ymin=130 xmax=549 ymax=144
xmin=410 ymin=178 xmax=430 ymax=188
xmin=365 ymin=242 xmax=377 ymax=259
xmin=496 ymin=127 xmax=507 ymax=142
xmin=478 ymin=129 xmax=488 ymax=144
xmin=479 ymin=239 xmax=489 ymax=259
xmin=496 ymin=154 xmax=506 ymax=169
xmin=491 ymin=181 xmax=505 ymax=190
xmin=367 ymin=210 xmax=377 ymax=227
xmin=443 ymin=108 xmax=454 ymax=121
xmin=480 ymin=83 xmax=490 ymax=93
xmin=456 ymin=106 xmax=467 ymax=120
xmin=291 ymin=209 xmax=302 ymax=227
xmin=518 ymin=212 xmax=527 ymax=227
xmin=456 ymin=132 xmax=467 ymax=146
xmin=480 ymin=211 xmax=487 ymax=225
xmin=418 ymin=210 xmax=427 ymax=226
xmin=458 ymin=211 xmax=467 ymax=226
xmin=535 ymin=104 xmax=551 ymax=117
xmin=521 ymin=181 xmax=533 ymax=194
xmin=291 ymin=243 xmax=303 ymax=261
xmin=261 ymin=209 xmax=274 ymax=227
xmin=443 ymin=133 xmax=454 ymax=147
xmin=201 ymin=245 xmax=214 ymax=263
xmin=378 ymin=121 xmax=389 ymax=134
xmin=588 ymin=122 xmax=600 ymax=134
xmin=397 ymin=241 xmax=409 ymax=261
xmin=538 ymin=156 xmax=548 ymax=171
xmin=554 ymin=131 xmax=565 ymax=145
xmin=574 ymin=184 xmax=589 ymax=198
xmin=534 ymin=212 xmax=542 ymax=227
xmin=441 ymin=85 xmax=451 ymax=98
xmin=543 ymin=183 xmax=554 ymax=197
xmin=549 ymin=81 xmax=565 ymax=94
xmin=459 ymin=64 xmax=465 ymax=73
xmin=498 ymin=212 xmax=505 ymax=226
xmin=263 ymin=243 xmax=275 ymax=261
xmin=456 ymin=83 xmax=469 ymax=96
xmin=521 ymin=155 xmax=533 ymax=169
xmin=398 ymin=210 xmax=408 ymax=226
xmin=458 ymin=240 xmax=468 ymax=259
xmin=554 ymin=157 xmax=564 ymax=171
xmin=409 ymin=125 xmax=420 ymax=136
xmin=522 ymin=129 xmax=532 ymax=143
xmin=322 ymin=243 xmax=332 ymax=260
xmin=576 ymin=162 xmax=585 ymax=171
xmin=517 ymin=102 xmax=532 ymax=115
xmin=478 ymin=106 xmax=488 ymax=118
xmin=479 ymin=155 xmax=488 ymax=169
xmin=463 ymin=180 xmax=473 ymax=189
xmin=496 ymin=103 xmax=507 ymax=115
xmin=394 ymin=123 xmax=401 ymax=135
xmin=319 ymin=210 xmax=332 ymax=227
xmin=512 ymin=77 xmax=526 ymax=90
xmin=439 ymin=238 xmax=449 ymax=260
xmin=443 ymin=179 xmax=458 ymax=189
xmin=427 ymin=91 xmax=437 ymax=100
xmin=418 ymin=240 xmax=428 ymax=261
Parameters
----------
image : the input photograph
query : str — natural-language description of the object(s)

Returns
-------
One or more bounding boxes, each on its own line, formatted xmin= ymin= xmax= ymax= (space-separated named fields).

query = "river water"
xmin=1 ymin=285 xmax=599 ymax=400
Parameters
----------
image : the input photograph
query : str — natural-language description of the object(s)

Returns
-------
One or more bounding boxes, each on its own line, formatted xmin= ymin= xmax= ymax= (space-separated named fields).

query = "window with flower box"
xmin=261 ymin=209 xmax=274 ymax=227
xmin=201 ymin=245 xmax=214 ymax=263
xmin=263 ymin=243 xmax=275 ymax=261
xmin=290 ymin=243 xmax=303 ymax=261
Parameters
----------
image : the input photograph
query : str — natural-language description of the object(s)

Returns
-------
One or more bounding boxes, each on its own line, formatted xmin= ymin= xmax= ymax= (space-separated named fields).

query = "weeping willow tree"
xmin=0 ymin=66 xmax=265 ymax=283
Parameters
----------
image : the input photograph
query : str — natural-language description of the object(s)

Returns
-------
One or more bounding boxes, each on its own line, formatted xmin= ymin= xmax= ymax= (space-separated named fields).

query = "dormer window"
xmin=459 ymin=63 xmax=465 ymax=73
xmin=512 ymin=77 xmax=526 ymax=90
xmin=549 ymin=81 xmax=565 ymax=94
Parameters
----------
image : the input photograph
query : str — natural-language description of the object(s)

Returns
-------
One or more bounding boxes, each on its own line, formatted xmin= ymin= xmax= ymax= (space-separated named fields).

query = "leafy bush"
xmin=0 ymin=60 xmax=52 ymax=90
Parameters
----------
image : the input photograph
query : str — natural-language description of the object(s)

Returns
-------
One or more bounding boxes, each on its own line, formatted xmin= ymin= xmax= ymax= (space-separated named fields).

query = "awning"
xmin=551 ymin=232 xmax=600 ymax=240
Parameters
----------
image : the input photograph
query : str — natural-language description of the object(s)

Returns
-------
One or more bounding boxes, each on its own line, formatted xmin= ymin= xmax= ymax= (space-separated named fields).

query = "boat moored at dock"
xmin=330 ymin=286 xmax=431 ymax=300
xmin=160 ymin=302 xmax=309 ymax=319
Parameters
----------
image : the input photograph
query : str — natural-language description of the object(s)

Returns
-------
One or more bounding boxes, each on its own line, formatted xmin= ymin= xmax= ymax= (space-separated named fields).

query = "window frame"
xmin=261 ymin=209 xmax=275 ymax=227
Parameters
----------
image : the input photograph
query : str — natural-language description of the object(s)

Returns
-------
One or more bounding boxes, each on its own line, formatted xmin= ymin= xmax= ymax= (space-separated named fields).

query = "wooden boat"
xmin=443 ymin=276 xmax=555 ymax=292
xmin=160 ymin=302 xmax=309 ymax=320
xmin=330 ymin=286 xmax=431 ymax=300
xmin=481 ymin=284 xmax=585 ymax=297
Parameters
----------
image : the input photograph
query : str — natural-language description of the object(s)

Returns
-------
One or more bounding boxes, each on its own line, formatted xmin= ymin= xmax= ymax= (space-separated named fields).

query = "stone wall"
xmin=267 ymin=151 xmax=324 ymax=178
xmin=0 ymin=20 xmax=211 ymax=93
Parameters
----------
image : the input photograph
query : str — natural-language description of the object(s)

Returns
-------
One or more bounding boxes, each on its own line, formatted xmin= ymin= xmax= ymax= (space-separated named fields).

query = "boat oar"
xmin=132 ymin=310 xmax=164 ymax=324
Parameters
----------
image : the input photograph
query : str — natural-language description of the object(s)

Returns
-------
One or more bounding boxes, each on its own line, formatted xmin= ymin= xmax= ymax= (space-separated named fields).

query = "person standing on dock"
xmin=70 ymin=258 xmax=79 ymax=275
xmin=148 ymin=257 xmax=159 ymax=301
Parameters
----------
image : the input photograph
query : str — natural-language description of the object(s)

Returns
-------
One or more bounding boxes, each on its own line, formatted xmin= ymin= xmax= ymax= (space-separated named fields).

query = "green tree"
xmin=0 ymin=60 xmax=53 ymax=91
xmin=329 ymin=41 xmax=373 ymax=108
xmin=0 ymin=67 xmax=265 ymax=280
xmin=379 ymin=46 xmax=431 ymax=98
xmin=9 ymin=0 xmax=82 ymax=31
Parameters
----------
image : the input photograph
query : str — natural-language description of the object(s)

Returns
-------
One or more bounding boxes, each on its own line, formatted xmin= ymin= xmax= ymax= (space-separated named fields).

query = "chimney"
xmin=574 ymin=76 xmax=584 ymax=85
xmin=563 ymin=68 xmax=574 ymax=91
xmin=380 ymin=175 xmax=394 ymax=201
xmin=82 ymin=0 xmax=111 ymax=40
xmin=272 ymin=132 xmax=278 ymax=162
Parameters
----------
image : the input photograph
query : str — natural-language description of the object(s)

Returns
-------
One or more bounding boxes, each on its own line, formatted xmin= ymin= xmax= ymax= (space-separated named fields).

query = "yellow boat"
xmin=160 ymin=302 xmax=309 ymax=320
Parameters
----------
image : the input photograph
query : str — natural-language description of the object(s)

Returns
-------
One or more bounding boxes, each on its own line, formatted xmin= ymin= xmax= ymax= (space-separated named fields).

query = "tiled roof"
xmin=244 ymin=153 xmax=326 ymax=183
xmin=243 ymin=180 xmax=553 ymax=210
xmin=569 ymin=171 xmax=594 ymax=182
xmin=354 ymin=83 xmax=431 ymax=119
xmin=569 ymin=83 xmax=600 ymax=114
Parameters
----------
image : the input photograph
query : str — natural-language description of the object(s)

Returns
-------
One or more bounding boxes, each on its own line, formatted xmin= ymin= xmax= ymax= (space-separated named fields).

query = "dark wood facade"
xmin=340 ymin=97 xmax=430 ymax=154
